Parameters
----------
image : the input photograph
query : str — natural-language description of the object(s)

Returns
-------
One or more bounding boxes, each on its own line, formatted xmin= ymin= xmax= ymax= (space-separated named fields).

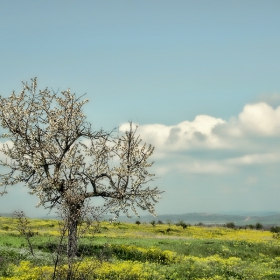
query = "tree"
xmin=255 ymin=222 xmax=263 ymax=230
xmin=0 ymin=78 xmax=162 ymax=258
xmin=225 ymin=222 xmax=235 ymax=229
xmin=270 ymin=226 xmax=280 ymax=233
xmin=247 ymin=224 xmax=255 ymax=229
xmin=176 ymin=220 xmax=188 ymax=229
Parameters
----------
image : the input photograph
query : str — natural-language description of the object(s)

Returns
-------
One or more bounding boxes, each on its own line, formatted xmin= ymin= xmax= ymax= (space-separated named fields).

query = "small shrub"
xmin=271 ymin=226 xmax=280 ymax=233
xmin=273 ymin=233 xmax=280 ymax=239
xmin=176 ymin=221 xmax=188 ymax=229
xmin=225 ymin=222 xmax=235 ymax=229
xmin=247 ymin=224 xmax=255 ymax=229
xmin=255 ymin=222 xmax=263 ymax=230
xmin=166 ymin=228 xmax=180 ymax=233
xmin=0 ymin=249 xmax=22 ymax=277
xmin=150 ymin=221 xmax=156 ymax=227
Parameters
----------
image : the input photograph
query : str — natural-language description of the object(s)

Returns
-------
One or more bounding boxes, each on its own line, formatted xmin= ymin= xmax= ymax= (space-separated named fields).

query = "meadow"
xmin=0 ymin=216 xmax=280 ymax=279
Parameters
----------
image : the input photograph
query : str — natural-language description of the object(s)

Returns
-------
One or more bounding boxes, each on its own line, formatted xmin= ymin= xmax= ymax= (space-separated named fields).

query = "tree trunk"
xmin=67 ymin=205 xmax=79 ymax=259
xmin=66 ymin=204 xmax=80 ymax=280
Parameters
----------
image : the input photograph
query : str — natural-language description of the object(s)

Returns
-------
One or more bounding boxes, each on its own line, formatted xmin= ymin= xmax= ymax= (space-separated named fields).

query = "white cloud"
xmin=177 ymin=161 xmax=234 ymax=174
xmin=227 ymin=152 xmax=280 ymax=165
xmin=121 ymin=115 xmax=226 ymax=153
xmin=153 ymin=159 xmax=234 ymax=175
xmin=214 ymin=102 xmax=280 ymax=139
xmin=119 ymin=122 xmax=139 ymax=132
xmin=238 ymin=103 xmax=280 ymax=136
xmin=120 ymin=101 xmax=280 ymax=175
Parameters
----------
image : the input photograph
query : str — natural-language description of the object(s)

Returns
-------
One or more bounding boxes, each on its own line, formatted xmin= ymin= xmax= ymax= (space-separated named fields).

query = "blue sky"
xmin=1 ymin=1 xmax=280 ymax=217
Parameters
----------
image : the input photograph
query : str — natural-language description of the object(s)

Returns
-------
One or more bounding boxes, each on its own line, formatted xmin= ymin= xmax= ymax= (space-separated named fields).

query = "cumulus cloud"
xmin=238 ymin=103 xmax=280 ymax=136
xmin=120 ymin=115 xmax=226 ymax=153
xmin=120 ymin=101 xmax=280 ymax=174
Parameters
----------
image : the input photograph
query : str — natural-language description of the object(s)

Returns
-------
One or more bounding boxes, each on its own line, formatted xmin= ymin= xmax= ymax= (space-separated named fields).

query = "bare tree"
xmin=13 ymin=210 xmax=35 ymax=257
xmin=0 ymin=78 xmax=162 ymax=259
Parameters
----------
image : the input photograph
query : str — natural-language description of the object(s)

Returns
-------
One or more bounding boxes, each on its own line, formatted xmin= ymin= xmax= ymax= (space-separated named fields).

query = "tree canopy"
xmin=0 ymin=78 xmax=162 ymax=257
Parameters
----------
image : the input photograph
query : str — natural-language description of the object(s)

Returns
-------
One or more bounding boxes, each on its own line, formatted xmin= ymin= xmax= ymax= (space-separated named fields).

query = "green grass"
xmin=1 ymin=217 xmax=280 ymax=279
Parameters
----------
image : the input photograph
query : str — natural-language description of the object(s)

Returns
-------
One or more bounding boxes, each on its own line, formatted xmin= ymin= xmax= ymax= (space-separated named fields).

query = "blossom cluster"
xmin=0 ymin=78 xmax=162 ymax=220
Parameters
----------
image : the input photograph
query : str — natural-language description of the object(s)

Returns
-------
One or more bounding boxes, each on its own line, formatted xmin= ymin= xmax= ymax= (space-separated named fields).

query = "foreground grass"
xmin=0 ymin=217 xmax=280 ymax=279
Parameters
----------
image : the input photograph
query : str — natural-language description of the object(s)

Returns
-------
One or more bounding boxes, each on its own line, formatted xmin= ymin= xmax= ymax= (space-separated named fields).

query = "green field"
xmin=1 ymin=217 xmax=280 ymax=279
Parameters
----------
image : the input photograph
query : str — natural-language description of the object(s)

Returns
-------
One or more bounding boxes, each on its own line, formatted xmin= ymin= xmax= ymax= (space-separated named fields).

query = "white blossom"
xmin=0 ymin=78 xmax=162 ymax=220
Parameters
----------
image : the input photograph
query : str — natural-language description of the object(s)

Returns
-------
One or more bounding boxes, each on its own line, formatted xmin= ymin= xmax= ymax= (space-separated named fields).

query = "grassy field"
xmin=0 ymin=217 xmax=280 ymax=279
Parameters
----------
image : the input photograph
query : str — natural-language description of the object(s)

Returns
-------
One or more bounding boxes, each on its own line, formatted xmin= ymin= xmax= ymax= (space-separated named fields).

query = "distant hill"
xmin=2 ymin=212 xmax=280 ymax=226
xmin=0 ymin=213 xmax=14 ymax=217
xmin=113 ymin=212 xmax=280 ymax=226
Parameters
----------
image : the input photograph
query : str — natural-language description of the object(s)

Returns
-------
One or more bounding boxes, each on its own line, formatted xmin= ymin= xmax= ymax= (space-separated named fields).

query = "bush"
xmin=270 ymin=226 xmax=280 ymax=233
xmin=0 ymin=249 xmax=23 ymax=277
xmin=150 ymin=221 xmax=156 ymax=227
xmin=225 ymin=222 xmax=235 ymax=229
xmin=247 ymin=224 xmax=255 ymax=229
xmin=176 ymin=221 xmax=189 ymax=229
xmin=255 ymin=223 xmax=263 ymax=230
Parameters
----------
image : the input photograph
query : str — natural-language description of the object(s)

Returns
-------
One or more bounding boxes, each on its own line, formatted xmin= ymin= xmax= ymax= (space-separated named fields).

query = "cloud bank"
xmin=120 ymin=102 xmax=280 ymax=174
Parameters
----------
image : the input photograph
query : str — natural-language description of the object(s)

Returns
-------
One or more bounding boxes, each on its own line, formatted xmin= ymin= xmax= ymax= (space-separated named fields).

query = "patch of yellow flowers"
xmin=1 ymin=217 xmax=280 ymax=279
xmin=2 ymin=246 xmax=280 ymax=280
xmin=0 ymin=257 xmax=240 ymax=280
xmin=0 ymin=217 xmax=275 ymax=243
